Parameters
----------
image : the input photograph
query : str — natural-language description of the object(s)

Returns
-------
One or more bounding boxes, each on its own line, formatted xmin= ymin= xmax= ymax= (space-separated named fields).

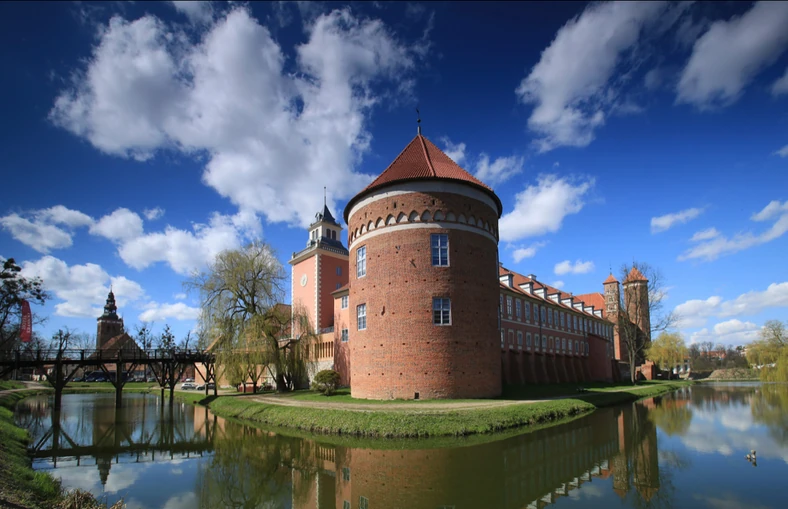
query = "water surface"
xmin=14 ymin=383 xmax=788 ymax=508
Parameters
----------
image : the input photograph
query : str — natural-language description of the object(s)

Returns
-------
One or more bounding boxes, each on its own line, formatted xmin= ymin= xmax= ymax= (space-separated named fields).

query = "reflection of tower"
xmin=96 ymin=455 xmax=112 ymax=487
xmin=611 ymin=402 xmax=661 ymax=503
xmin=633 ymin=404 xmax=660 ymax=502
xmin=96 ymin=290 xmax=124 ymax=349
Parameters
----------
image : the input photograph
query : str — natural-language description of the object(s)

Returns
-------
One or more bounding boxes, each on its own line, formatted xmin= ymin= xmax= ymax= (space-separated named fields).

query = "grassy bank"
xmin=201 ymin=381 xmax=691 ymax=439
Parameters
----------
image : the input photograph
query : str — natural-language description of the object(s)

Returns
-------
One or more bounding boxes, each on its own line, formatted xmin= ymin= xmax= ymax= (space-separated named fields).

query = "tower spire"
xmin=324 ymin=186 xmax=326 ymax=208
xmin=416 ymin=107 xmax=421 ymax=135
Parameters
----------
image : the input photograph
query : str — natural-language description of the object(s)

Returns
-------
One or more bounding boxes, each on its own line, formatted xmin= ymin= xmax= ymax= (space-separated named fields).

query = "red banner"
xmin=20 ymin=300 xmax=32 ymax=343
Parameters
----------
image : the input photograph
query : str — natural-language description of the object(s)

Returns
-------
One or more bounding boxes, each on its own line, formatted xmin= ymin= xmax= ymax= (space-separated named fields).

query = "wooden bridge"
xmin=0 ymin=348 xmax=217 ymax=409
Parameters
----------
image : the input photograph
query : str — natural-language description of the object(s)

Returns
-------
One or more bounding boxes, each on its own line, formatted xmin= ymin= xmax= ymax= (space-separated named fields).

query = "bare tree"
xmin=615 ymin=261 xmax=678 ymax=383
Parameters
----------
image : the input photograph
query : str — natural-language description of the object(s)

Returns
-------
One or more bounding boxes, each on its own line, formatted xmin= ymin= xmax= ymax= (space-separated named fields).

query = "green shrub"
xmin=311 ymin=370 xmax=341 ymax=396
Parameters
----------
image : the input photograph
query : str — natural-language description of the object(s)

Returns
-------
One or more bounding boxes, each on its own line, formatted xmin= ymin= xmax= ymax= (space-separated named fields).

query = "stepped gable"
xmin=344 ymin=133 xmax=502 ymax=221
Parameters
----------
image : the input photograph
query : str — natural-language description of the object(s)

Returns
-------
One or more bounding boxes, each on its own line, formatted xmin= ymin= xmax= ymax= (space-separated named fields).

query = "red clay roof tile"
xmin=603 ymin=273 xmax=619 ymax=284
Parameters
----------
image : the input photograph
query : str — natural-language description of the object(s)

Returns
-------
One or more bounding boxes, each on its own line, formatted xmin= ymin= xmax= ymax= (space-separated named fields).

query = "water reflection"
xmin=14 ymin=384 xmax=788 ymax=509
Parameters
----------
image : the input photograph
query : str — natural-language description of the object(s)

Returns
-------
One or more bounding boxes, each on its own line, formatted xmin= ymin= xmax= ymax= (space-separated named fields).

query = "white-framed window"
xmin=547 ymin=308 xmax=553 ymax=325
xmin=356 ymin=245 xmax=367 ymax=278
xmin=526 ymin=332 xmax=532 ymax=347
xmin=341 ymin=295 xmax=348 ymax=309
xmin=360 ymin=497 xmax=369 ymax=509
xmin=341 ymin=328 xmax=349 ymax=342
xmin=574 ymin=316 xmax=578 ymax=331
xmin=336 ymin=266 xmax=342 ymax=276
xmin=433 ymin=298 xmax=451 ymax=325
xmin=560 ymin=312 xmax=565 ymax=328
xmin=542 ymin=335 xmax=547 ymax=349
xmin=343 ymin=502 xmax=351 ymax=509
xmin=517 ymin=331 xmax=523 ymax=347
xmin=431 ymin=233 xmax=449 ymax=266
xmin=541 ymin=305 xmax=546 ymax=323
xmin=506 ymin=296 xmax=513 ymax=316
xmin=554 ymin=310 xmax=559 ymax=327
xmin=525 ymin=302 xmax=531 ymax=321
xmin=357 ymin=304 xmax=366 ymax=330
xmin=516 ymin=299 xmax=521 ymax=319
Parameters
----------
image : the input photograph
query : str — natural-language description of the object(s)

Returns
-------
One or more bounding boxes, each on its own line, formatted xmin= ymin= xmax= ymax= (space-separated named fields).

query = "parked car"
xmin=181 ymin=382 xmax=197 ymax=390
xmin=72 ymin=377 xmax=84 ymax=382
xmin=184 ymin=378 xmax=195 ymax=383
xmin=195 ymin=384 xmax=205 ymax=391
xmin=147 ymin=377 xmax=157 ymax=383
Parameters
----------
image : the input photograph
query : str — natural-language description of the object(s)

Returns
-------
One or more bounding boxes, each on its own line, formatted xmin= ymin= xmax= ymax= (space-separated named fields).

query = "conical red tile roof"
xmin=345 ymin=134 xmax=502 ymax=221
xmin=624 ymin=267 xmax=648 ymax=283
xmin=604 ymin=273 xmax=619 ymax=284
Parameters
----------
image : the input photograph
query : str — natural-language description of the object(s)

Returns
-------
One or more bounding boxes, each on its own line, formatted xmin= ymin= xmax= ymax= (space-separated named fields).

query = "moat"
xmin=13 ymin=383 xmax=788 ymax=509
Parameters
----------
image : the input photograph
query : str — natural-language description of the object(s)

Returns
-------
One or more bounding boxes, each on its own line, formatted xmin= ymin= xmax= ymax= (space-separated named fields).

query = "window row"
xmin=500 ymin=295 xmax=614 ymax=339
xmin=502 ymin=329 xmax=590 ymax=356
xmin=355 ymin=234 xmax=451 ymax=279
xmin=356 ymin=298 xmax=452 ymax=330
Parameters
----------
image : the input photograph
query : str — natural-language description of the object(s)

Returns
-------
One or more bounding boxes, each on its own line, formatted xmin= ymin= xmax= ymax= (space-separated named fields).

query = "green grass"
xmin=203 ymin=381 xmax=691 ymax=438
xmin=0 ymin=380 xmax=24 ymax=391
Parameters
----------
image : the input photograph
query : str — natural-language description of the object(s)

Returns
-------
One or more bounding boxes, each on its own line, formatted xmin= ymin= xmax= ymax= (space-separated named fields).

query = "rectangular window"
xmin=433 ymin=298 xmax=451 ymax=325
xmin=541 ymin=306 xmax=546 ymax=323
xmin=574 ymin=316 xmax=578 ymax=331
xmin=516 ymin=299 xmax=521 ymax=319
xmin=360 ymin=497 xmax=369 ymax=509
xmin=344 ymin=502 xmax=351 ymax=509
xmin=341 ymin=295 xmax=348 ymax=309
xmin=501 ymin=329 xmax=505 ymax=347
xmin=431 ymin=234 xmax=449 ymax=266
xmin=560 ymin=312 xmax=565 ymax=328
xmin=549 ymin=336 xmax=553 ymax=351
xmin=542 ymin=335 xmax=547 ymax=349
xmin=517 ymin=331 xmax=523 ymax=347
xmin=357 ymin=304 xmax=366 ymax=330
xmin=554 ymin=310 xmax=559 ymax=327
xmin=508 ymin=330 xmax=514 ymax=346
xmin=525 ymin=302 xmax=531 ymax=321
xmin=336 ymin=282 xmax=341 ymax=290
xmin=356 ymin=245 xmax=367 ymax=278
xmin=562 ymin=338 xmax=566 ymax=351
xmin=547 ymin=308 xmax=553 ymax=325
xmin=342 ymin=467 xmax=351 ymax=481
xmin=336 ymin=266 xmax=342 ymax=276
xmin=506 ymin=296 xmax=513 ymax=316
xmin=341 ymin=328 xmax=349 ymax=342
xmin=526 ymin=332 xmax=532 ymax=347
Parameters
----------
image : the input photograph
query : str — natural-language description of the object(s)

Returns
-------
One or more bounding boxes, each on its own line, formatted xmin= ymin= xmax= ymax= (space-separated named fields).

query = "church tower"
xmin=603 ymin=273 xmax=623 ymax=359
xmin=623 ymin=267 xmax=651 ymax=342
xmin=289 ymin=200 xmax=349 ymax=335
xmin=96 ymin=290 xmax=124 ymax=349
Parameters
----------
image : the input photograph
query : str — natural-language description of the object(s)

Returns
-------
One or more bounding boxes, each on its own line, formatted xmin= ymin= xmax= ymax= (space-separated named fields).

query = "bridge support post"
xmin=115 ymin=358 xmax=123 ymax=408
xmin=53 ymin=359 xmax=63 ymax=411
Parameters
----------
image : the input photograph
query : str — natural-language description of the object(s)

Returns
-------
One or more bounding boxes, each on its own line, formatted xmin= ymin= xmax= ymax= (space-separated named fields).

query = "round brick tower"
xmin=344 ymin=132 xmax=503 ymax=399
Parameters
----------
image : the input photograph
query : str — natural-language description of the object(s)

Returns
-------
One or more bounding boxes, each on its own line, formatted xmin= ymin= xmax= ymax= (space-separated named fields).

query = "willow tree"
xmin=186 ymin=241 xmax=317 ymax=392
xmin=647 ymin=332 xmax=688 ymax=376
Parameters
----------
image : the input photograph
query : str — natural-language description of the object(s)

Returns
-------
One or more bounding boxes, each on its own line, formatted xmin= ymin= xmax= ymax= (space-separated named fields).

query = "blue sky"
xmin=1 ymin=1 xmax=786 ymax=346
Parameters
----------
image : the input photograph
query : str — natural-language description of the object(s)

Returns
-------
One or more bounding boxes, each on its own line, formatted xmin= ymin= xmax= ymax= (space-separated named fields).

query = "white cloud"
xmin=554 ymin=259 xmax=595 ymax=275
xmin=440 ymin=138 xmax=466 ymax=166
xmin=675 ymin=282 xmax=788 ymax=330
xmin=651 ymin=207 xmax=703 ymax=233
xmin=170 ymin=1 xmax=214 ymax=25
xmin=515 ymin=2 xmax=667 ymax=151
xmin=775 ymin=145 xmax=788 ymax=157
xmin=511 ymin=242 xmax=546 ymax=263
xmin=690 ymin=227 xmax=720 ymax=242
xmin=117 ymin=210 xmax=261 ymax=275
xmin=773 ymin=67 xmax=788 ymax=95
xmin=0 ymin=205 xmax=94 ymax=253
xmin=50 ymin=8 xmax=423 ymax=228
xmin=139 ymin=301 xmax=201 ymax=322
xmin=677 ymin=2 xmax=788 ymax=109
xmin=89 ymin=208 xmax=144 ymax=242
xmin=679 ymin=201 xmax=788 ymax=261
xmin=474 ymin=154 xmax=524 ymax=186
xmin=144 ymin=207 xmax=165 ymax=221
xmin=690 ymin=319 xmax=761 ymax=346
xmin=20 ymin=256 xmax=145 ymax=318
xmin=174 ymin=292 xmax=187 ymax=300
xmin=552 ymin=280 xmax=565 ymax=289
xmin=499 ymin=175 xmax=594 ymax=242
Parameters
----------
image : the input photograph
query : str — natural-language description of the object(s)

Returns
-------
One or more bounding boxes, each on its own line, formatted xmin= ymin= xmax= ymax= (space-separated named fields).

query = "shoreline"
xmin=196 ymin=380 xmax=693 ymax=439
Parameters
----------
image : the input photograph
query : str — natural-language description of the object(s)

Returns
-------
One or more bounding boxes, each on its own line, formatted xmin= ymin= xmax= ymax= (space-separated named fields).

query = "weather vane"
xmin=416 ymin=107 xmax=421 ymax=135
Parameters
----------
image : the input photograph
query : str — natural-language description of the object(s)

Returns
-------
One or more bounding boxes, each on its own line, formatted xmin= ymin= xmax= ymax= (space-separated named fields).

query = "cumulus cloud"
xmin=552 ymin=280 xmax=565 ymax=290
xmin=144 ymin=207 xmax=165 ymax=221
xmin=50 ymin=7 xmax=425 ymax=228
xmin=651 ymin=207 xmax=703 ymax=233
xmin=89 ymin=208 xmax=144 ymax=242
xmin=20 ymin=256 xmax=145 ymax=318
xmin=499 ymin=175 xmax=594 ymax=242
xmin=511 ymin=242 xmax=546 ymax=263
xmin=440 ymin=138 xmax=466 ymax=166
xmin=554 ymin=259 xmax=595 ymax=275
xmin=677 ymin=2 xmax=788 ymax=109
xmin=690 ymin=227 xmax=720 ymax=242
xmin=474 ymin=154 xmax=524 ymax=186
xmin=174 ymin=292 xmax=187 ymax=300
xmin=679 ymin=200 xmax=788 ymax=261
xmin=773 ymin=67 xmax=788 ymax=95
xmin=515 ymin=2 xmax=668 ymax=151
xmin=690 ymin=319 xmax=761 ymax=346
xmin=0 ymin=205 xmax=94 ymax=253
xmin=139 ymin=301 xmax=201 ymax=322
xmin=675 ymin=282 xmax=788 ymax=330
xmin=170 ymin=1 xmax=214 ymax=25
xmin=775 ymin=145 xmax=788 ymax=158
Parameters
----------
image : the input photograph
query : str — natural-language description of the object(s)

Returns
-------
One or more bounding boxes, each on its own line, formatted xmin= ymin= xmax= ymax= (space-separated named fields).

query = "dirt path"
xmin=250 ymin=384 xmax=664 ymax=413
xmin=0 ymin=381 xmax=47 ymax=396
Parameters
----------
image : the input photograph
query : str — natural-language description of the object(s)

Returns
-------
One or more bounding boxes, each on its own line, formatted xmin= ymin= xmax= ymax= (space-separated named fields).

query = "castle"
xmin=286 ymin=131 xmax=651 ymax=400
